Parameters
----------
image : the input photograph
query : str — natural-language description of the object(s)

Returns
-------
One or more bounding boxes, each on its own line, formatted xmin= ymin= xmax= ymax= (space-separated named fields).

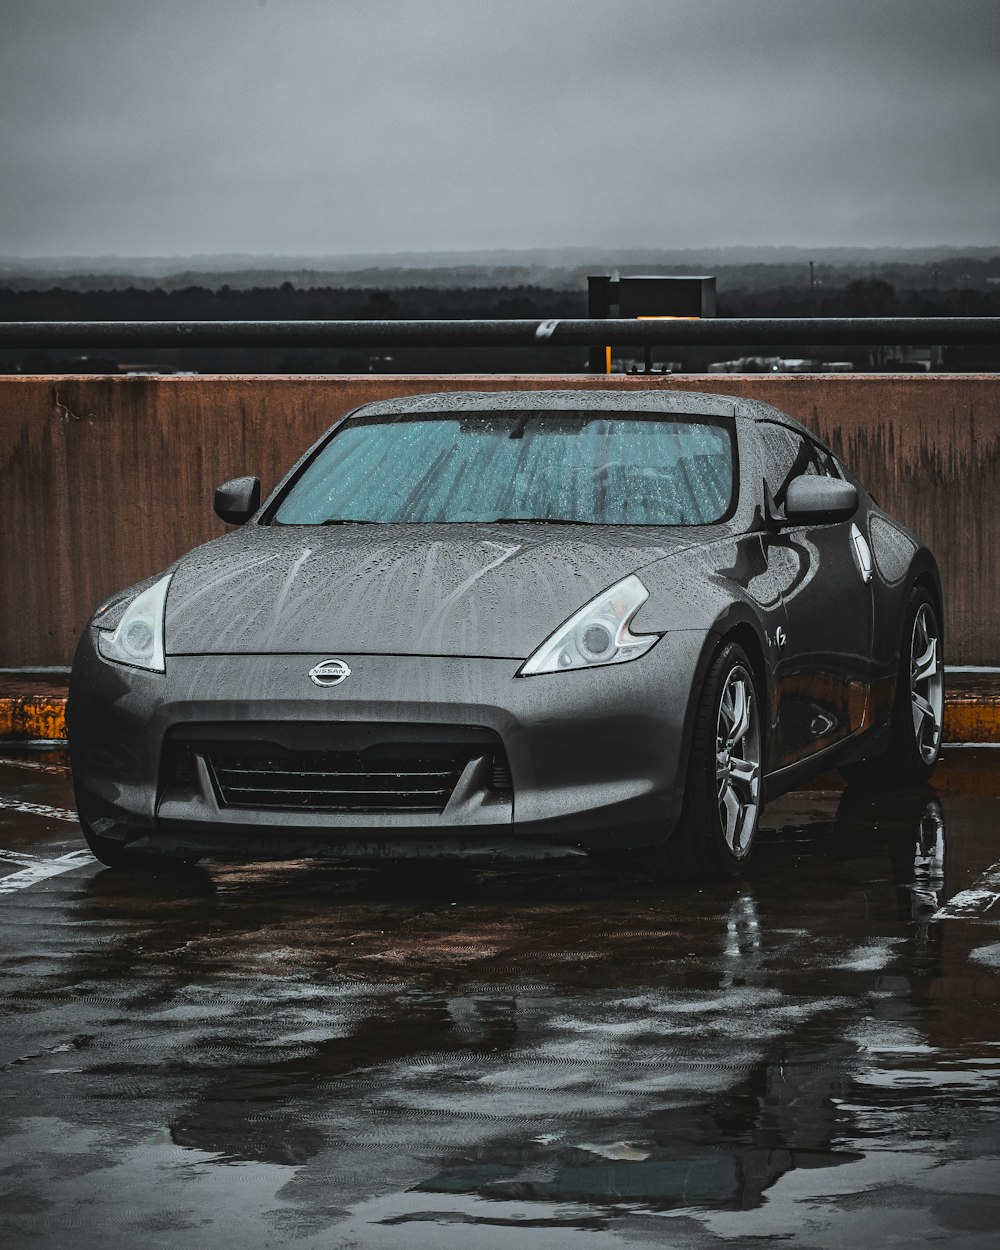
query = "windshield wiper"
xmin=484 ymin=517 xmax=606 ymax=526
xmin=314 ymin=516 xmax=610 ymax=526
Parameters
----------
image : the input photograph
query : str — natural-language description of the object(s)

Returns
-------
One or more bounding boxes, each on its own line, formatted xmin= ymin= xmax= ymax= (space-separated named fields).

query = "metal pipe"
xmin=0 ymin=317 xmax=997 ymax=349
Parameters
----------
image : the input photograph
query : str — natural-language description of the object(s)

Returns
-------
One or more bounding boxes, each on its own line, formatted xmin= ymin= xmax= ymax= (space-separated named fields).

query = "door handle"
xmin=850 ymin=523 xmax=874 ymax=585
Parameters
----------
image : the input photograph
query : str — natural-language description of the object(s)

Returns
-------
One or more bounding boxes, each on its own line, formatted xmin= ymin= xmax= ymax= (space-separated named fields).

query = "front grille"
xmin=203 ymin=744 xmax=487 ymax=814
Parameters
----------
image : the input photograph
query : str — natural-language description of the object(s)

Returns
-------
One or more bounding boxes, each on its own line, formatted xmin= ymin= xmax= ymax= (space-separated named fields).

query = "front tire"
xmin=650 ymin=641 xmax=763 ymax=883
xmin=840 ymin=585 xmax=943 ymax=787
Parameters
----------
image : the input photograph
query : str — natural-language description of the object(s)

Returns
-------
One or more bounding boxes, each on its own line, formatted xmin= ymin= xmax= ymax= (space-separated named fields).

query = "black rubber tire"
xmin=647 ymin=641 xmax=763 ymax=884
xmin=79 ymin=815 xmax=197 ymax=871
xmin=840 ymin=585 xmax=943 ymax=789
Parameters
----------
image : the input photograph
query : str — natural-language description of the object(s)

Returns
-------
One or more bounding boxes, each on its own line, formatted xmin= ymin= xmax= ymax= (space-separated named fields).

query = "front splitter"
xmin=127 ymin=830 xmax=589 ymax=863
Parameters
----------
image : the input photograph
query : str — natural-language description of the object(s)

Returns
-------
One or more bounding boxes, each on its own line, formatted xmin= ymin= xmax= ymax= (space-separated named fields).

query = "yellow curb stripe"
xmin=943 ymin=700 xmax=1000 ymax=744
xmin=0 ymin=697 xmax=68 ymax=741
xmin=2 ymin=694 xmax=1000 ymax=744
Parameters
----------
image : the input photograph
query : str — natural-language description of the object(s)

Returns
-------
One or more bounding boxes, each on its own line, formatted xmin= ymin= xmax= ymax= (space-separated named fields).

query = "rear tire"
xmin=840 ymin=585 xmax=943 ymax=788
xmin=648 ymin=641 xmax=763 ymax=884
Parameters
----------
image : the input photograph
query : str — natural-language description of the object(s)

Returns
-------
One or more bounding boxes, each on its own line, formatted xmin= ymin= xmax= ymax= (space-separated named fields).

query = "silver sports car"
xmin=68 ymin=390 xmax=944 ymax=880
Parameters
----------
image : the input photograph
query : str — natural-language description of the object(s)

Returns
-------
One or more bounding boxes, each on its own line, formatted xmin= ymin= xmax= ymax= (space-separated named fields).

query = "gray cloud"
xmin=1 ymin=0 xmax=997 ymax=257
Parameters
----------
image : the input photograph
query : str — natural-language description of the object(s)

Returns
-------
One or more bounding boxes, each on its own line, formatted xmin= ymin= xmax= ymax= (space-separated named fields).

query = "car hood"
xmin=164 ymin=524 xmax=711 ymax=658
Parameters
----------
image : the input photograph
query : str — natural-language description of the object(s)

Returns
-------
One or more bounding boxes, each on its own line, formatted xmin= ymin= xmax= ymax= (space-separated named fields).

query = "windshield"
xmin=271 ymin=410 xmax=737 ymax=527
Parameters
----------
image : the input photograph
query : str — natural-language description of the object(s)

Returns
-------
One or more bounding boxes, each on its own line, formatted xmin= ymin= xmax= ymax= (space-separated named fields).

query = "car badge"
xmin=308 ymin=658 xmax=351 ymax=687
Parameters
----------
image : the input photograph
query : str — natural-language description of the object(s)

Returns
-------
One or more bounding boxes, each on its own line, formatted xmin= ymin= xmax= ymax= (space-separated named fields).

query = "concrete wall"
xmin=2 ymin=373 xmax=997 ymax=666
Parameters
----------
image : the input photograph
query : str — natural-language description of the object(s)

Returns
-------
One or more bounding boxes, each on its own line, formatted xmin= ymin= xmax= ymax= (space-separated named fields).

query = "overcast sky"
xmin=1 ymin=0 xmax=997 ymax=258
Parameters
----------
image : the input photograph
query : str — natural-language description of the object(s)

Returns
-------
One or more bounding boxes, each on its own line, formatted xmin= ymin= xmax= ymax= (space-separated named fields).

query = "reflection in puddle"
xmin=3 ymin=776 xmax=1000 ymax=1246
xmin=721 ymin=891 xmax=762 ymax=988
xmin=909 ymin=795 xmax=946 ymax=932
xmin=157 ymin=790 xmax=981 ymax=1217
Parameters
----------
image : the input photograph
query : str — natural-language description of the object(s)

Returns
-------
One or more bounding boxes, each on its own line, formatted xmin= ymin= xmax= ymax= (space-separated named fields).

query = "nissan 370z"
xmin=68 ymin=390 xmax=944 ymax=881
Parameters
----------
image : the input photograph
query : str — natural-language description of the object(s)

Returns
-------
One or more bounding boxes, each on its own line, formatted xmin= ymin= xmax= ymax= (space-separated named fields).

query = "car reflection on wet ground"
xmin=1 ymin=752 xmax=1000 ymax=1249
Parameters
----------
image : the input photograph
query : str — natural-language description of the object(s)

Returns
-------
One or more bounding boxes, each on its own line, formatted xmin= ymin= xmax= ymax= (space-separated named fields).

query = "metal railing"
xmin=0 ymin=316 xmax=998 ymax=350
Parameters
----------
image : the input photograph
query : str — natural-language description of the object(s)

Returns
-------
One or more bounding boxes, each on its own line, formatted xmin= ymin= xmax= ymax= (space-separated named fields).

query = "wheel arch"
xmin=911 ymin=565 xmax=944 ymax=645
xmin=691 ymin=612 xmax=770 ymax=756
xmin=721 ymin=620 xmax=770 ymax=753
xmin=724 ymin=618 xmax=767 ymax=687
xmin=884 ymin=552 xmax=945 ymax=678
xmin=661 ymin=616 xmax=769 ymax=883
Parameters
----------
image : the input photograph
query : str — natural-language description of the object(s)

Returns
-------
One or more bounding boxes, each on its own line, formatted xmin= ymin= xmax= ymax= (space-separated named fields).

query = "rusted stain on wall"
xmin=1 ymin=374 xmax=997 ymax=665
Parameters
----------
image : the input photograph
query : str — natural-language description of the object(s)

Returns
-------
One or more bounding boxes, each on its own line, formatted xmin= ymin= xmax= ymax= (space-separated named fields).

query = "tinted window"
xmin=812 ymin=442 xmax=841 ymax=478
xmin=757 ymin=422 xmax=820 ymax=507
xmin=272 ymin=411 xmax=737 ymax=526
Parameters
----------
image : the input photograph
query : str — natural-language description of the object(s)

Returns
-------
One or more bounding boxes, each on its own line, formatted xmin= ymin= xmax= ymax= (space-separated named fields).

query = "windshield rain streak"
xmin=272 ymin=411 xmax=736 ymax=528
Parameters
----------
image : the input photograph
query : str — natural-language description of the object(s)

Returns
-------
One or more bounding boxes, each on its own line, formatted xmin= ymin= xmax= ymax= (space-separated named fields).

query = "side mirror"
xmin=783 ymin=475 xmax=858 ymax=524
xmin=214 ymin=475 xmax=261 ymax=525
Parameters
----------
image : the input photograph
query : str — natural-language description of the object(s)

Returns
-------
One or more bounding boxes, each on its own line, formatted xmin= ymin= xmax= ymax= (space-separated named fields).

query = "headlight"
xmin=97 ymin=574 xmax=172 ymax=672
xmin=517 ymin=574 xmax=661 ymax=676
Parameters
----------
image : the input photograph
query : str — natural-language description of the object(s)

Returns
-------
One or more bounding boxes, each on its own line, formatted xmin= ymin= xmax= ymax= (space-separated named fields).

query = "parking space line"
xmin=934 ymin=862 xmax=1000 ymax=920
xmin=0 ymin=756 xmax=71 ymax=775
xmin=0 ymin=796 xmax=79 ymax=823
xmin=0 ymin=848 xmax=43 ymax=867
xmin=0 ymin=850 xmax=94 ymax=893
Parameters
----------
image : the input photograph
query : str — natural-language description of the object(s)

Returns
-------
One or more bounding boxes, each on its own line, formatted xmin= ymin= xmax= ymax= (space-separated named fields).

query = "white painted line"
xmin=0 ymin=666 xmax=71 ymax=676
xmin=0 ymin=850 xmax=94 ymax=893
xmin=0 ymin=796 xmax=79 ymax=823
xmin=0 ymin=848 xmax=42 ymax=866
xmin=6 ymin=739 xmax=69 ymax=748
xmin=946 ymin=665 xmax=1000 ymax=674
xmin=0 ymin=756 xmax=70 ymax=775
xmin=934 ymin=862 xmax=1000 ymax=921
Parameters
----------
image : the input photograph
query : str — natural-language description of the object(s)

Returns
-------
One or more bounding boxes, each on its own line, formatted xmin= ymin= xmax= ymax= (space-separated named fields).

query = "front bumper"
xmin=68 ymin=629 xmax=715 ymax=860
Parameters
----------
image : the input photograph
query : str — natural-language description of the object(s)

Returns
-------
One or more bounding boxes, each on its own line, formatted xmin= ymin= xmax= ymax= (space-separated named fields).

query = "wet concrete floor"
xmin=1 ymin=749 xmax=1000 ymax=1249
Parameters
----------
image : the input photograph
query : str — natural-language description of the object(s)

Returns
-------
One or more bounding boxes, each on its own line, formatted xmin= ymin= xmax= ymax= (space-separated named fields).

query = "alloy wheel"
xmin=715 ymin=665 xmax=761 ymax=855
xmin=910 ymin=603 xmax=943 ymax=764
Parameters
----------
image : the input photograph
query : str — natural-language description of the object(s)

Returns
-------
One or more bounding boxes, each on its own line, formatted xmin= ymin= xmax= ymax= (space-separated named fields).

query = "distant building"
xmin=587 ymin=272 xmax=716 ymax=373
xmin=615 ymin=358 xmax=683 ymax=375
xmin=708 ymin=357 xmax=855 ymax=374
xmin=882 ymin=346 xmax=943 ymax=371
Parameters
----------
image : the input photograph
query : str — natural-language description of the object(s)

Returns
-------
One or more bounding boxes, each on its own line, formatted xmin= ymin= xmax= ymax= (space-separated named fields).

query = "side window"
xmin=833 ymin=453 xmax=861 ymax=488
xmin=756 ymin=422 xmax=818 ymax=508
xmin=810 ymin=442 xmax=841 ymax=479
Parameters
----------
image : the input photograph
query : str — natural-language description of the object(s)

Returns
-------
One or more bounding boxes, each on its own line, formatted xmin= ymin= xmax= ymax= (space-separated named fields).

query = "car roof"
xmin=732 ymin=395 xmax=824 ymax=442
xmin=345 ymin=389 xmax=822 ymax=442
xmin=347 ymin=389 xmax=738 ymax=419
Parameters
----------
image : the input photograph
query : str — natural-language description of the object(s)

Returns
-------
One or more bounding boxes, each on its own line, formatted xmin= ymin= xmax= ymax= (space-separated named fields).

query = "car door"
xmin=756 ymin=421 xmax=873 ymax=768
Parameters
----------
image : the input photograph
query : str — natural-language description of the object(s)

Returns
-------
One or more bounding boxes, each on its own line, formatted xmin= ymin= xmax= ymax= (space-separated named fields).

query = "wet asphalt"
xmin=1 ymin=751 xmax=1000 ymax=1249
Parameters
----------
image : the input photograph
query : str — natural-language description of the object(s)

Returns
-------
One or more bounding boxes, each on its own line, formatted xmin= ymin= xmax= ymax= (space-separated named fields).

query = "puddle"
xmin=2 ymin=757 xmax=1000 ymax=1246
